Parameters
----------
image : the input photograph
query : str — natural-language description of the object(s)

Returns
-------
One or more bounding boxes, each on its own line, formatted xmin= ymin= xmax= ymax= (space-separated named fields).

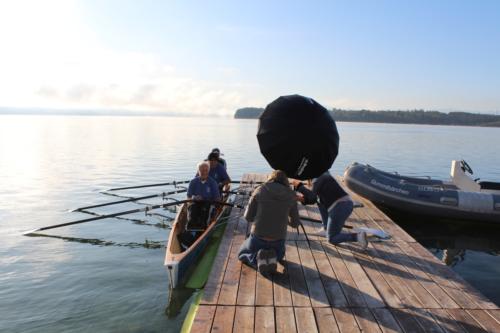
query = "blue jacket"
xmin=187 ymin=176 xmax=220 ymax=201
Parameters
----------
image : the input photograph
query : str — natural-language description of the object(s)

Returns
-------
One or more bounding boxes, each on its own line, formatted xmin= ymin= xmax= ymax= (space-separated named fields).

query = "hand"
xmin=290 ymin=179 xmax=302 ymax=187
xmin=296 ymin=193 xmax=304 ymax=203
xmin=193 ymin=195 xmax=203 ymax=201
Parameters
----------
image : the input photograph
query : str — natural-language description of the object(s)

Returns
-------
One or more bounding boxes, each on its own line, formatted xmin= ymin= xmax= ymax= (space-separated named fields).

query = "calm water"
xmin=1 ymin=115 xmax=499 ymax=332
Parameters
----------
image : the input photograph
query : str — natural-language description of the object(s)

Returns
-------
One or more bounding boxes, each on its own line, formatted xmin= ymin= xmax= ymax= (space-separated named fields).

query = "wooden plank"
xmin=202 ymin=174 xmax=251 ymax=305
xmin=371 ymin=308 xmax=403 ymax=333
xmin=296 ymin=240 xmax=330 ymax=307
xmin=352 ymin=197 xmax=414 ymax=243
xmin=314 ymin=308 xmax=340 ymax=333
xmin=349 ymin=247 xmax=403 ymax=308
xmin=336 ymin=245 xmax=385 ymax=308
xmin=191 ymin=305 xmax=215 ymax=333
xmin=286 ymin=242 xmax=311 ymax=307
xmin=372 ymin=241 xmax=440 ymax=309
xmin=273 ymin=253 xmax=293 ymax=307
xmin=351 ymin=307 xmax=383 ymax=332
xmin=217 ymin=232 xmax=243 ymax=305
xmin=446 ymin=309 xmax=488 ymax=333
xmin=233 ymin=306 xmax=254 ymax=333
xmin=255 ymin=306 xmax=275 ymax=333
xmin=295 ymin=307 xmax=319 ymax=333
xmin=276 ymin=307 xmax=297 ymax=333
xmin=255 ymin=271 xmax=274 ymax=306
xmin=201 ymin=208 xmax=239 ymax=304
xmin=406 ymin=242 xmax=485 ymax=309
xmin=363 ymin=243 xmax=423 ymax=309
xmin=408 ymin=308 xmax=446 ymax=333
xmin=397 ymin=240 xmax=479 ymax=309
xmin=349 ymin=206 xmax=388 ymax=238
xmin=391 ymin=241 xmax=459 ymax=309
xmin=427 ymin=308 xmax=467 ymax=333
xmin=332 ymin=308 xmax=361 ymax=333
xmin=236 ymin=263 xmax=256 ymax=305
xmin=211 ymin=306 xmax=235 ymax=333
xmin=467 ymin=310 xmax=500 ymax=332
xmin=390 ymin=309 xmax=425 ymax=333
xmin=322 ymin=242 xmax=367 ymax=307
xmin=301 ymin=219 xmax=321 ymax=241
xmin=310 ymin=241 xmax=348 ymax=307
xmin=486 ymin=309 xmax=500 ymax=324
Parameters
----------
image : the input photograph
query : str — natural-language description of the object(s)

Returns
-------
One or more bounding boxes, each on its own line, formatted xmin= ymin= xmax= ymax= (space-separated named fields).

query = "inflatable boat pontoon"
xmin=343 ymin=160 xmax=500 ymax=224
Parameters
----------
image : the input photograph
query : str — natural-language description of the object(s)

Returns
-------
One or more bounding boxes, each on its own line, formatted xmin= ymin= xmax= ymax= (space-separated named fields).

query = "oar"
xmin=105 ymin=180 xmax=191 ymax=192
xmin=71 ymin=189 xmax=188 ymax=211
xmin=104 ymin=179 xmax=264 ymax=192
xmin=230 ymin=180 xmax=265 ymax=184
xmin=299 ymin=216 xmax=391 ymax=239
xmin=23 ymin=200 xmax=192 ymax=235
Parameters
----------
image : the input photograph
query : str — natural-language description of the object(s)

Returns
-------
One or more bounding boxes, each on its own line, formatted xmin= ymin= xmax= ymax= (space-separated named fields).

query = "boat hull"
xmin=165 ymin=201 xmax=228 ymax=289
xmin=343 ymin=162 xmax=500 ymax=224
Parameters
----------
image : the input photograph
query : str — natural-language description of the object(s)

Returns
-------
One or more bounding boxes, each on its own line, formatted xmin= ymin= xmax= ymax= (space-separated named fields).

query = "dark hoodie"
xmin=244 ymin=181 xmax=300 ymax=240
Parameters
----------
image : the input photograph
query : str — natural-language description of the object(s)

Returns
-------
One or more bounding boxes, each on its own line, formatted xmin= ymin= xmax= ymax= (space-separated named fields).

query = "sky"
xmin=0 ymin=0 xmax=499 ymax=115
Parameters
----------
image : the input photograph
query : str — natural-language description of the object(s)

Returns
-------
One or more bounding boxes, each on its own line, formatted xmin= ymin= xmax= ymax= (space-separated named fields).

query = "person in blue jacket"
xmin=186 ymin=161 xmax=221 ymax=231
xmin=291 ymin=172 xmax=367 ymax=248
xmin=207 ymin=152 xmax=231 ymax=192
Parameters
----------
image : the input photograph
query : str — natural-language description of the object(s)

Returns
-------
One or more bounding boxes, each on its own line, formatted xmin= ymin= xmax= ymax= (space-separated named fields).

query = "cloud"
xmin=0 ymin=2 xmax=256 ymax=116
xmin=22 ymin=54 xmax=253 ymax=116
xmin=1 ymin=45 xmax=256 ymax=115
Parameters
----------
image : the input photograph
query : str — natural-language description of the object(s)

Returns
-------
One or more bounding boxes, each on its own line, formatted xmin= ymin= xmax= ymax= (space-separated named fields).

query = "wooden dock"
xmin=189 ymin=174 xmax=500 ymax=332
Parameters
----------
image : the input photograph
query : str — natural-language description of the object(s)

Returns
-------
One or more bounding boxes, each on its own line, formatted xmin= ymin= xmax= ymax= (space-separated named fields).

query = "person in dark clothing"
xmin=207 ymin=152 xmax=230 ymax=192
xmin=291 ymin=172 xmax=367 ymax=248
xmin=211 ymin=148 xmax=227 ymax=169
xmin=238 ymin=170 xmax=300 ymax=274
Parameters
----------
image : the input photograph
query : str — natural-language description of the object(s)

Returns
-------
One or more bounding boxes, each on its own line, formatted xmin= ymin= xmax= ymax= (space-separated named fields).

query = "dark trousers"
xmin=187 ymin=202 xmax=211 ymax=230
xmin=238 ymin=234 xmax=285 ymax=267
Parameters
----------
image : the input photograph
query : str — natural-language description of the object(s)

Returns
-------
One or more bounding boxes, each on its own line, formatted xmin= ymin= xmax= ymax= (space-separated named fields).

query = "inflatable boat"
xmin=343 ymin=160 xmax=500 ymax=224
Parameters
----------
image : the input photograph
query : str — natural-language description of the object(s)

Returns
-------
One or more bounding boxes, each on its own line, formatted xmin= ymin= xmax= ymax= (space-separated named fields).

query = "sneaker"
xmin=357 ymin=231 xmax=368 ymax=249
xmin=311 ymin=229 xmax=327 ymax=238
xmin=257 ymin=249 xmax=277 ymax=275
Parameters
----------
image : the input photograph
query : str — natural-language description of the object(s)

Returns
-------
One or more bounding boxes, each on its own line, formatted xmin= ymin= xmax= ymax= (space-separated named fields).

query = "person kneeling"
xmin=238 ymin=170 xmax=299 ymax=275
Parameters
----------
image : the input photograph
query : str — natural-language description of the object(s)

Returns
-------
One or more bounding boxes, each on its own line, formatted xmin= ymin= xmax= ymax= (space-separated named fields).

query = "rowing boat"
xmin=164 ymin=198 xmax=229 ymax=289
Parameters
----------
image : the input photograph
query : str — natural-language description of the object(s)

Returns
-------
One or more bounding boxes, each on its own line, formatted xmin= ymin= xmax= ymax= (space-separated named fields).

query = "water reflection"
xmin=26 ymin=233 xmax=165 ymax=249
xmin=442 ymin=249 xmax=466 ymax=267
xmin=165 ymin=287 xmax=197 ymax=318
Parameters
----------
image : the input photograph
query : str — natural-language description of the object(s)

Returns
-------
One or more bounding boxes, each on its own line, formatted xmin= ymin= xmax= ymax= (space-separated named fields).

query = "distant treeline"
xmin=234 ymin=107 xmax=500 ymax=127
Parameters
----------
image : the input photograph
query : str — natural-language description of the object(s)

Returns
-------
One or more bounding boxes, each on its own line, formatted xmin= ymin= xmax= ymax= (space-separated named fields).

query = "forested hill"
xmin=234 ymin=107 xmax=500 ymax=127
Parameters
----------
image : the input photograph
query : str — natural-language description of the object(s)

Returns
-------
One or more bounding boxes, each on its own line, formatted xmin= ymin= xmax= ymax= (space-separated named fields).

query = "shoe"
xmin=257 ymin=249 xmax=277 ymax=275
xmin=311 ymin=229 xmax=327 ymax=238
xmin=357 ymin=231 xmax=368 ymax=249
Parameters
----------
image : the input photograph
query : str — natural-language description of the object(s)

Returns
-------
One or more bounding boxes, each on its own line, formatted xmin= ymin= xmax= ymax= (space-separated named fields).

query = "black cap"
xmin=207 ymin=152 xmax=219 ymax=161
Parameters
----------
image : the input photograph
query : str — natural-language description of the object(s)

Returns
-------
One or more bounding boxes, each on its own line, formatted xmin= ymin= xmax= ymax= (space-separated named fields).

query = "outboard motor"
xmin=450 ymin=160 xmax=480 ymax=192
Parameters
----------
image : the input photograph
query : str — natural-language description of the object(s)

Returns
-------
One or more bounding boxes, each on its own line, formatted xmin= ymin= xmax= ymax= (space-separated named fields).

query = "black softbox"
xmin=257 ymin=95 xmax=339 ymax=180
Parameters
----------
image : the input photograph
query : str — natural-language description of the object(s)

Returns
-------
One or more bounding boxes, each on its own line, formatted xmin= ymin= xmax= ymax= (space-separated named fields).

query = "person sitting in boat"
xmin=211 ymin=148 xmax=227 ymax=169
xmin=207 ymin=152 xmax=231 ymax=192
xmin=291 ymin=172 xmax=368 ymax=249
xmin=186 ymin=161 xmax=221 ymax=231
xmin=238 ymin=170 xmax=300 ymax=275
